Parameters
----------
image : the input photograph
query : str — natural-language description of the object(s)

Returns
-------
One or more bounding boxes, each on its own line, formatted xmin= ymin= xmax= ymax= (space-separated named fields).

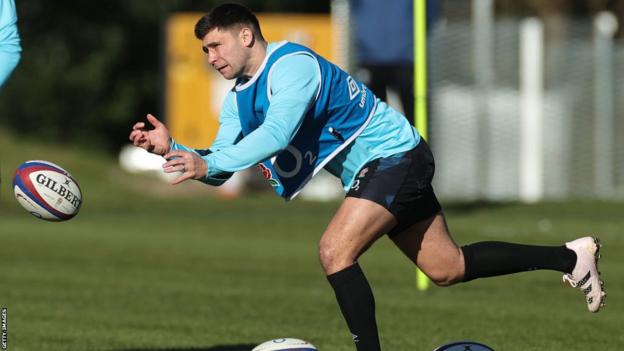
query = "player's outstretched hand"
xmin=129 ymin=114 xmax=171 ymax=156
xmin=162 ymin=150 xmax=209 ymax=185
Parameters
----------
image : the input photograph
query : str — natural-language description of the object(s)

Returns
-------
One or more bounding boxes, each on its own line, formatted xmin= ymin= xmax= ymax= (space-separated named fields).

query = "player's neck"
xmin=242 ymin=40 xmax=268 ymax=79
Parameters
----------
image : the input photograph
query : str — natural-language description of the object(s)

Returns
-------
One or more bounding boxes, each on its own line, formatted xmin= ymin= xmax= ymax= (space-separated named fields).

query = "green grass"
xmin=1 ymin=129 xmax=623 ymax=351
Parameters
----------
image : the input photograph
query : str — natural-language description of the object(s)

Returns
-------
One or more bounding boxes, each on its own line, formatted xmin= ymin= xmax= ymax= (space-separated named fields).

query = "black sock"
xmin=462 ymin=242 xmax=577 ymax=282
xmin=327 ymin=263 xmax=381 ymax=351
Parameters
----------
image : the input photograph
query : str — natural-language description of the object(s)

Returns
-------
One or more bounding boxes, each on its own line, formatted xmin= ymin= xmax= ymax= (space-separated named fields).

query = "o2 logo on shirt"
xmin=273 ymin=145 xmax=317 ymax=179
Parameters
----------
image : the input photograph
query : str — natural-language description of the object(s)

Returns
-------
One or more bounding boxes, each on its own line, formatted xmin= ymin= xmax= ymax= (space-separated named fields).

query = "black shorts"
xmin=345 ymin=139 xmax=441 ymax=237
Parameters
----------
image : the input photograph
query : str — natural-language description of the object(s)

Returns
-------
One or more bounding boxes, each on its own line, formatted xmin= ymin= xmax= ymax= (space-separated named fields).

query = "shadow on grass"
xmin=113 ymin=344 xmax=256 ymax=351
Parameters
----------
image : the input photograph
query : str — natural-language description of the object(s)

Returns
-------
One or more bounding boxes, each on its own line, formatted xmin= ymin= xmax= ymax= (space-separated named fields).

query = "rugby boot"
xmin=562 ymin=236 xmax=606 ymax=313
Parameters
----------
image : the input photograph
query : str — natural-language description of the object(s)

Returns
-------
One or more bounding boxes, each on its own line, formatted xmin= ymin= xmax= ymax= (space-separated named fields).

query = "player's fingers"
xmin=131 ymin=136 xmax=144 ymax=147
xmin=146 ymin=114 xmax=163 ymax=128
xmin=162 ymin=161 xmax=184 ymax=172
xmin=163 ymin=150 xmax=186 ymax=160
xmin=129 ymin=129 xmax=143 ymax=142
xmin=131 ymin=121 xmax=145 ymax=130
xmin=162 ymin=160 xmax=182 ymax=170
xmin=130 ymin=134 xmax=148 ymax=147
xmin=171 ymin=172 xmax=193 ymax=185
xmin=163 ymin=163 xmax=185 ymax=173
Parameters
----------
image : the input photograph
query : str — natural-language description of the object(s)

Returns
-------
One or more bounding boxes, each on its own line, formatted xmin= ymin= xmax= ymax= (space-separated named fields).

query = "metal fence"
xmin=428 ymin=9 xmax=623 ymax=201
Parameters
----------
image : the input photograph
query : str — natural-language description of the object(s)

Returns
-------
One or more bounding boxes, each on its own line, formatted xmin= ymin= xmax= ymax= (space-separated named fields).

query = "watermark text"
xmin=1 ymin=307 xmax=7 ymax=350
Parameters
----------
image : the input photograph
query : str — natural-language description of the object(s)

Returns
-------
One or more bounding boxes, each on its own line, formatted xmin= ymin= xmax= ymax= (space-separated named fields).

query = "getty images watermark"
xmin=1 ymin=307 xmax=7 ymax=350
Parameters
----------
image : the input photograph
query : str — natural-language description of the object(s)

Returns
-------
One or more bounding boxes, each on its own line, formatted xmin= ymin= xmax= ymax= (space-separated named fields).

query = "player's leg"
xmin=380 ymin=139 xmax=606 ymax=311
xmin=391 ymin=212 xmax=606 ymax=311
xmin=390 ymin=212 xmax=464 ymax=286
xmin=320 ymin=196 xmax=396 ymax=351
xmin=321 ymin=140 xmax=440 ymax=351
xmin=319 ymin=196 xmax=395 ymax=275
xmin=393 ymin=64 xmax=415 ymax=124
xmin=391 ymin=210 xmax=578 ymax=285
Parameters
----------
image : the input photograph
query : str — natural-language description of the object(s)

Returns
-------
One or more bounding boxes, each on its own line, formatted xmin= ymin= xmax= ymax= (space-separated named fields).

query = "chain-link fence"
xmin=428 ymin=4 xmax=623 ymax=201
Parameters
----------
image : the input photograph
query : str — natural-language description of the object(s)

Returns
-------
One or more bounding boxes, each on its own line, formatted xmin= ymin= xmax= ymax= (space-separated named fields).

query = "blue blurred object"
xmin=0 ymin=0 xmax=21 ymax=87
xmin=350 ymin=0 xmax=440 ymax=123
xmin=350 ymin=0 xmax=439 ymax=65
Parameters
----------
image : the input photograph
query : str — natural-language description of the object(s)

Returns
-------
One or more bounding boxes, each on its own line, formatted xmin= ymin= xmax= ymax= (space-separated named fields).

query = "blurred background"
xmin=1 ymin=2 xmax=624 ymax=350
xmin=1 ymin=0 xmax=623 ymax=202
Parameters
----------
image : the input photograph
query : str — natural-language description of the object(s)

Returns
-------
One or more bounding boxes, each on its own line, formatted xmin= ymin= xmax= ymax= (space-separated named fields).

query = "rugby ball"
xmin=434 ymin=341 xmax=494 ymax=351
xmin=252 ymin=338 xmax=317 ymax=351
xmin=13 ymin=160 xmax=83 ymax=221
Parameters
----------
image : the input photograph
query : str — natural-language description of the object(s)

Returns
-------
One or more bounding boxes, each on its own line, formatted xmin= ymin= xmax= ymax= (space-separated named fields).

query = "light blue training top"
xmin=0 ymin=0 xmax=21 ymax=87
xmin=171 ymin=42 xmax=420 ymax=194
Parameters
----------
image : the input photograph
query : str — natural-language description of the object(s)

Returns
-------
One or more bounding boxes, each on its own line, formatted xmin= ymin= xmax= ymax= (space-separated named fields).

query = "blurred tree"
xmin=0 ymin=0 xmax=328 ymax=153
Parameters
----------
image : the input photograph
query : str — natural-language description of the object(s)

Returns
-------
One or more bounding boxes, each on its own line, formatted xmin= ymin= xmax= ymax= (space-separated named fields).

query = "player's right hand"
xmin=129 ymin=114 xmax=171 ymax=156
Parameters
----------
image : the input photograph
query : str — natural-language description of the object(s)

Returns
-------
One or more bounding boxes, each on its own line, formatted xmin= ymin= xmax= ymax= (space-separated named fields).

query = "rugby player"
xmin=129 ymin=4 xmax=605 ymax=350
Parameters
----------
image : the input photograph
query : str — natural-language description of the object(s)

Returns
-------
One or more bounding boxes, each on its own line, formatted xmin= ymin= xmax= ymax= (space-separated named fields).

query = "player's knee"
xmin=318 ymin=239 xmax=353 ymax=274
xmin=318 ymin=240 xmax=338 ymax=272
xmin=429 ymin=271 xmax=462 ymax=287
xmin=426 ymin=264 xmax=464 ymax=287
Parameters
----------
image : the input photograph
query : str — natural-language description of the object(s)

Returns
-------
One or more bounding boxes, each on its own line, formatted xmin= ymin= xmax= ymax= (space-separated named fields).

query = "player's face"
xmin=201 ymin=27 xmax=251 ymax=80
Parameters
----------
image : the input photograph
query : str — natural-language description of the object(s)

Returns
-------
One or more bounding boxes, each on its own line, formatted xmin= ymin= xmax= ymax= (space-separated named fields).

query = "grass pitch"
xmin=1 ymin=130 xmax=622 ymax=351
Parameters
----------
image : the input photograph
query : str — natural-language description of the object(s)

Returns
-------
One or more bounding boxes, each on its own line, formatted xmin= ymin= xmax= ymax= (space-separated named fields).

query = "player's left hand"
xmin=162 ymin=150 xmax=208 ymax=185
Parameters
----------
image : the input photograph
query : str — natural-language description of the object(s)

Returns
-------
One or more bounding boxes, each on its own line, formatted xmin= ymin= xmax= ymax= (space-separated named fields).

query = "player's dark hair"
xmin=195 ymin=3 xmax=265 ymax=42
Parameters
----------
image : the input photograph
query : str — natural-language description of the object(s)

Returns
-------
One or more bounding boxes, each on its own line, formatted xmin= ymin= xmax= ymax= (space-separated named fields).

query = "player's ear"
xmin=240 ymin=27 xmax=254 ymax=47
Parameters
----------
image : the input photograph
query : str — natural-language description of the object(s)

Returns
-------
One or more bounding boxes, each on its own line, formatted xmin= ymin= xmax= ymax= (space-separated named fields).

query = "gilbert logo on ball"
xmin=13 ymin=160 xmax=83 ymax=221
